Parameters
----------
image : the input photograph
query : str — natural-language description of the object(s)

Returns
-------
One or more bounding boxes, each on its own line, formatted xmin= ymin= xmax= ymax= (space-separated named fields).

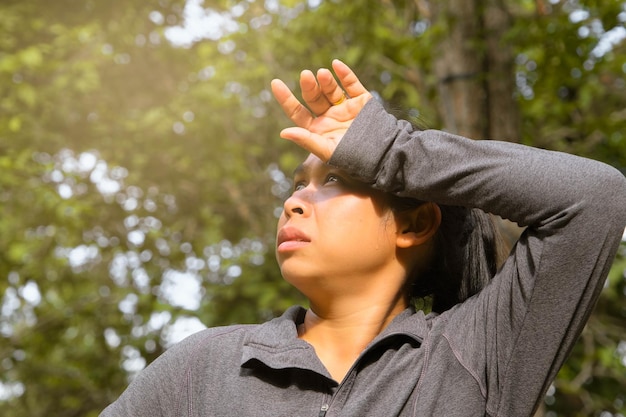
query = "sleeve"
xmin=98 ymin=330 xmax=206 ymax=417
xmin=329 ymin=98 xmax=626 ymax=416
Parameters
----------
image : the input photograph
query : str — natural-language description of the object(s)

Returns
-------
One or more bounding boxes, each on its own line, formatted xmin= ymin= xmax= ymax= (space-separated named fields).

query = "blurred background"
xmin=1 ymin=0 xmax=625 ymax=416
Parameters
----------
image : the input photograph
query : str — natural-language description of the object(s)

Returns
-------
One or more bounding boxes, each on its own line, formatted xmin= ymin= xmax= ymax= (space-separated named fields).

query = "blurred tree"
xmin=0 ymin=0 xmax=624 ymax=416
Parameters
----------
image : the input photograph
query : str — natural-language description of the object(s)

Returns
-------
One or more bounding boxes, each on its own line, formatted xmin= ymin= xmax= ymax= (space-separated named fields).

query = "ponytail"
xmin=425 ymin=206 xmax=505 ymax=313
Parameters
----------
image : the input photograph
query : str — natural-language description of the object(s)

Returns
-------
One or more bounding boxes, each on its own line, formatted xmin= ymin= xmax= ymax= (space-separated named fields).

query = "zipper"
xmin=315 ymin=332 xmax=421 ymax=417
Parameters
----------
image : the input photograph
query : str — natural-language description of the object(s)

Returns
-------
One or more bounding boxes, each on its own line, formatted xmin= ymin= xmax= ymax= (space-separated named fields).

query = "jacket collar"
xmin=240 ymin=305 xmax=430 ymax=380
xmin=240 ymin=306 xmax=333 ymax=380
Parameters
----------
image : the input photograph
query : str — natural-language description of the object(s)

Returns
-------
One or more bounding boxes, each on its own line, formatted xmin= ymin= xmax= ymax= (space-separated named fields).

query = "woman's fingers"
xmin=270 ymin=60 xmax=373 ymax=161
xmin=271 ymin=60 xmax=369 ymax=123
xmin=270 ymin=78 xmax=314 ymax=128
xmin=299 ymin=70 xmax=330 ymax=116
xmin=280 ymin=127 xmax=335 ymax=161
xmin=331 ymin=59 xmax=369 ymax=100
xmin=313 ymin=60 xmax=370 ymax=113
xmin=317 ymin=68 xmax=347 ymax=107
xmin=300 ymin=65 xmax=351 ymax=115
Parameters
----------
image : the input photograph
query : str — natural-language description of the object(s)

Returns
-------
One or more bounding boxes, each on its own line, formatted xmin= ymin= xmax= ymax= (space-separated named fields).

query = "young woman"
xmin=100 ymin=60 xmax=626 ymax=417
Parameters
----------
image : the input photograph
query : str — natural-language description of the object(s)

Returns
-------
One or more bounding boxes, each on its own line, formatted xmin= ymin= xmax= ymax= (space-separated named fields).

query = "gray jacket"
xmin=101 ymin=99 xmax=626 ymax=417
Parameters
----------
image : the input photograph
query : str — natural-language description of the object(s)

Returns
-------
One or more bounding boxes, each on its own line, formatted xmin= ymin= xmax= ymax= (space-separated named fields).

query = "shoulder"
xmin=99 ymin=323 xmax=262 ymax=416
xmin=135 ymin=324 xmax=256 ymax=384
xmin=176 ymin=324 xmax=254 ymax=350
xmin=164 ymin=305 xmax=305 ymax=364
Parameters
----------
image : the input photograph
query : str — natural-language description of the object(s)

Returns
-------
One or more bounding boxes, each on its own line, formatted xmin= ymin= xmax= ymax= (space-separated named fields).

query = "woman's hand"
xmin=271 ymin=59 xmax=372 ymax=162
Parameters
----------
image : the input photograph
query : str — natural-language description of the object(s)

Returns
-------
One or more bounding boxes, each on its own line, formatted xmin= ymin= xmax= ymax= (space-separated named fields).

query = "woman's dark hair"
xmin=383 ymin=105 xmax=509 ymax=314
xmin=390 ymin=196 xmax=508 ymax=314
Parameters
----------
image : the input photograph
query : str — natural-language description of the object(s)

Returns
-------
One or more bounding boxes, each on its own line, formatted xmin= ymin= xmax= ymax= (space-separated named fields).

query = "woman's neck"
xmin=298 ymin=296 xmax=408 ymax=382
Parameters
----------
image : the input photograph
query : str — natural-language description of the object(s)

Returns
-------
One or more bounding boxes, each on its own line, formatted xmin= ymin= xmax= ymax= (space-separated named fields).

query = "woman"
xmin=100 ymin=60 xmax=626 ymax=416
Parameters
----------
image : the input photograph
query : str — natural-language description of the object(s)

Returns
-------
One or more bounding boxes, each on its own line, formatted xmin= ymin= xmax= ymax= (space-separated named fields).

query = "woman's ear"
xmin=396 ymin=202 xmax=441 ymax=248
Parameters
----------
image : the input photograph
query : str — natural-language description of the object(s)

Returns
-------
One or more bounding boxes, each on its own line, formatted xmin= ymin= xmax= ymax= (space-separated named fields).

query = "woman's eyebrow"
xmin=292 ymin=163 xmax=317 ymax=177
xmin=292 ymin=161 xmax=334 ymax=177
xmin=292 ymin=164 xmax=304 ymax=177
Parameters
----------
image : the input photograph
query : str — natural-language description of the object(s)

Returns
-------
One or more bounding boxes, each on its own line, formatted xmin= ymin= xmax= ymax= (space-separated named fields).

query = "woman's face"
xmin=276 ymin=154 xmax=402 ymax=296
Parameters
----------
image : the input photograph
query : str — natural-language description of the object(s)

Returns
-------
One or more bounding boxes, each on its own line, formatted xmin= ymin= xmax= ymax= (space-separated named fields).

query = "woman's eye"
xmin=325 ymin=174 xmax=341 ymax=184
xmin=293 ymin=181 xmax=306 ymax=191
xmin=292 ymin=174 xmax=343 ymax=192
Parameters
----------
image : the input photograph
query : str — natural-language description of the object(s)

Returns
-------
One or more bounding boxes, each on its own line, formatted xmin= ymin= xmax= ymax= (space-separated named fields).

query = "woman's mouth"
xmin=276 ymin=227 xmax=311 ymax=252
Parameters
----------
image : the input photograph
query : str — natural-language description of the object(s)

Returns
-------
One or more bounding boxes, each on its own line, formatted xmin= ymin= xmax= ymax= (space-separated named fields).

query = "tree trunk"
xmin=483 ymin=0 xmax=520 ymax=142
xmin=428 ymin=0 xmax=521 ymax=142
xmin=429 ymin=0 xmax=487 ymax=139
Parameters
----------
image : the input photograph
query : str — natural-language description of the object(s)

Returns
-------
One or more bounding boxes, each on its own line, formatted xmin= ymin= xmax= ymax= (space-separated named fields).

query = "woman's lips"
xmin=276 ymin=227 xmax=311 ymax=252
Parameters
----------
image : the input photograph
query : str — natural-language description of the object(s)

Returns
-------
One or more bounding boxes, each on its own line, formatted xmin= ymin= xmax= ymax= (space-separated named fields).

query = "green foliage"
xmin=0 ymin=1 xmax=624 ymax=416
xmin=513 ymin=0 xmax=626 ymax=168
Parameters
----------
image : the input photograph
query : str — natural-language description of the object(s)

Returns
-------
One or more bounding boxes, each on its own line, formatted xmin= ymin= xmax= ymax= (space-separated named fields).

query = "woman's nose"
xmin=283 ymin=189 xmax=311 ymax=218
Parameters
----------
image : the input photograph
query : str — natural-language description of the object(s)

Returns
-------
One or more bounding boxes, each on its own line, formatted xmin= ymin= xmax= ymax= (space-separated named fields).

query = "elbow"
xmin=592 ymin=164 xmax=626 ymax=230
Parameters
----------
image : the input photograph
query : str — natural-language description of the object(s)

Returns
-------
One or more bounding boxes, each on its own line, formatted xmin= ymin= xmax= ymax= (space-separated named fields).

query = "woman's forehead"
xmin=292 ymin=154 xmax=333 ymax=177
